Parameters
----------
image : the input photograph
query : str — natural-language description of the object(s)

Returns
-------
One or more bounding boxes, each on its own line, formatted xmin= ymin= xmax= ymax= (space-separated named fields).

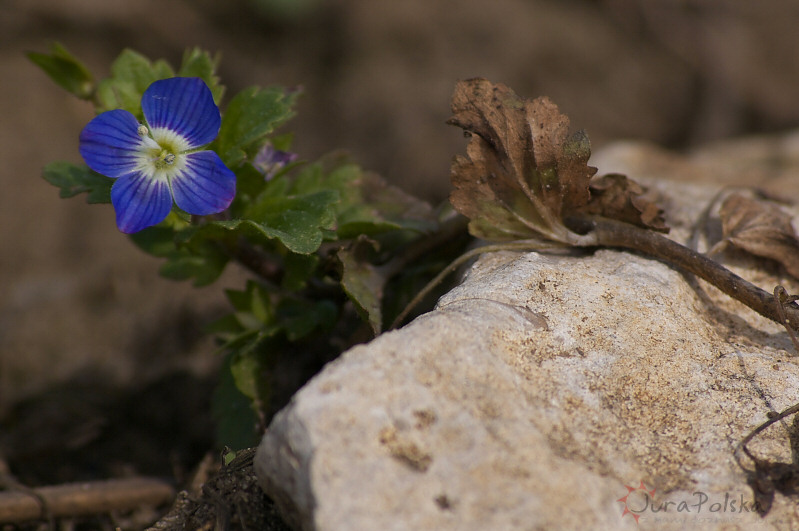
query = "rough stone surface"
xmin=256 ymin=147 xmax=799 ymax=530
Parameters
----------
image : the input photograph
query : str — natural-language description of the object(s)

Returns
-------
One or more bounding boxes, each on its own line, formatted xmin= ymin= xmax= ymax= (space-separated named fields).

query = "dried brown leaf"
xmin=582 ymin=173 xmax=669 ymax=232
xmin=719 ymin=193 xmax=799 ymax=279
xmin=448 ymin=78 xmax=595 ymax=242
xmin=447 ymin=78 xmax=667 ymax=243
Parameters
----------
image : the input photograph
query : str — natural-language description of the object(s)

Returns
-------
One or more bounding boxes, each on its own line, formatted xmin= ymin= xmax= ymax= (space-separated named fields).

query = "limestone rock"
xmin=256 ymin=145 xmax=799 ymax=530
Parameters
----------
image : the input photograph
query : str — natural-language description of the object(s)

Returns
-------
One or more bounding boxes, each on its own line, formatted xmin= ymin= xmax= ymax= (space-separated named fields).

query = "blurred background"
xmin=3 ymin=0 xmax=799 ymax=435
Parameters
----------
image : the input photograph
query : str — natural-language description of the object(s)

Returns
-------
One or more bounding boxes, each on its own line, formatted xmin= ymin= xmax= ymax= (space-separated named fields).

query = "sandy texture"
xmin=255 ymin=171 xmax=799 ymax=530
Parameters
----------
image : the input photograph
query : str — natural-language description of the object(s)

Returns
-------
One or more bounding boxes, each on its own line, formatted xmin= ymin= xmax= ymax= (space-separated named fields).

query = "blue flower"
xmin=79 ymin=77 xmax=236 ymax=233
xmin=253 ymin=143 xmax=298 ymax=181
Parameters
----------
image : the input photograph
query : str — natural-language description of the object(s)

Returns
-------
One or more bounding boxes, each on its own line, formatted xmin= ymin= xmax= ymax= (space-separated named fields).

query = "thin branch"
xmin=393 ymin=213 xmax=799 ymax=336
xmin=737 ymin=402 xmax=799 ymax=466
xmin=583 ymin=216 xmax=799 ymax=333
xmin=0 ymin=457 xmax=52 ymax=527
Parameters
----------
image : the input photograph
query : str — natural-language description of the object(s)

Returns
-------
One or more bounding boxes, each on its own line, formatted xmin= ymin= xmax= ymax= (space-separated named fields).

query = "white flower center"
xmin=134 ymin=126 xmax=193 ymax=183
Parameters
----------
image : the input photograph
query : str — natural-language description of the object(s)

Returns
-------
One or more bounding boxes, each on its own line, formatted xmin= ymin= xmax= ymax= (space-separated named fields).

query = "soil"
xmin=2 ymin=0 xmax=799 ymax=529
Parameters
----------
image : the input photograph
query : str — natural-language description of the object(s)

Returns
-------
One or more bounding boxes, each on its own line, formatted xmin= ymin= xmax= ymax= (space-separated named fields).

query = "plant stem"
xmin=583 ymin=216 xmax=799 ymax=333
xmin=388 ymin=240 xmax=562 ymax=330
xmin=378 ymin=215 xmax=469 ymax=280
xmin=392 ymin=214 xmax=799 ymax=335
xmin=738 ymin=400 xmax=799 ymax=465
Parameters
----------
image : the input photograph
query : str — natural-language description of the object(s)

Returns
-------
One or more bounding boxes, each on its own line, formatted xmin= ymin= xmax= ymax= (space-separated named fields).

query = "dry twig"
xmin=0 ymin=477 xmax=174 ymax=524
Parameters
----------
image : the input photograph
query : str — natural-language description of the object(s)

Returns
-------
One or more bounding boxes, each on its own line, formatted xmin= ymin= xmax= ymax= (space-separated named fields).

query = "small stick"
xmin=0 ymin=477 xmax=174 ymax=524
xmin=737 ymin=402 xmax=799 ymax=465
xmin=392 ymin=214 xmax=799 ymax=335
xmin=585 ymin=216 xmax=799 ymax=333
xmin=0 ymin=457 xmax=52 ymax=527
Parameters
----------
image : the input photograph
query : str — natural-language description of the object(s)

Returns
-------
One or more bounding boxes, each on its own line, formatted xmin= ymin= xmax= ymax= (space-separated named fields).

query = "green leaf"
xmin=27 ymin=42 xmax=94 ymax=99
xmin=281 ymin=253 xmax=319 ymax=292
xmin=195 ymin=216 xmax=325 ymax=256
xmin=337 ymin=237 xmax=385 ymax=334
xmin=246 ymin=186 xmax=339 ymax=253
xmin=277 ymin=298 xmax=338 ymax=341
xmin=217 ymin=281 xmax=281 ymax=342
xmin=128 ymin=217 xmax=233 ymax=286
xmin=230 ymin=348 xmax=267 ymax=401
xmin=212 ymin=353 xmax=261 ymax=450
xmin=128 ymin=226 xmax=178 ymax=257
xmin=204 ymin=312 xmax=245 ymax=339
xmin=95 ymin=49 xmax=174 ymax=115
xmin=229 ymin=163 xmax=270 ymax=216
xmin=186 ymin=184 xmax=338 ymax=254
xmin=249 ymin=280 xmax=272 ymax=323
xmin=225 ymin=283 xmax=258 ymax=313
xmin=177 ymin=48 xmax=225 ymax=104
xmin=158 ymin=245 xmax=229 ymax=286
xmin=291 ymin=155 xmax=438 ymax=239
xmin=42 ymin=161 xmax=112 ymax=204
xmin=217 ymin=86 xmax=299 ymax=167
xmin=337 ymin=170 xmax=438 ymax=237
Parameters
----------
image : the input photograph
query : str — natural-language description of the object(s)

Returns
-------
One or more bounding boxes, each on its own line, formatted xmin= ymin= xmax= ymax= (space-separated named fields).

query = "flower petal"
xmin=141 ymin=77 xmax=221 ymax=148
xmin=111 ymin=173 xmax=173 ymax=233
xmin=254 ymin=144 xmax=298 ymax=180
xmin=79 ymin=109 xmax=143 ymax=178
xmin=171 ymin=151 xmax=236 ymax=215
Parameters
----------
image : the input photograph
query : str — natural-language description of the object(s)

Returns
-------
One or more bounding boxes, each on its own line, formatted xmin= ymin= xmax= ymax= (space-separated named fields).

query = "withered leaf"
xmin=447 ymin=78 xmax=667 ymax=243
xmin=448 ymin=78 xmax=595 ymax=243
xmin=337 ymin=236 xmax=385 ymax=335
xmin=583 ymin=173 xmax=669 ymax=233
xmin=719 ymin=193 xmax=799 ymax=280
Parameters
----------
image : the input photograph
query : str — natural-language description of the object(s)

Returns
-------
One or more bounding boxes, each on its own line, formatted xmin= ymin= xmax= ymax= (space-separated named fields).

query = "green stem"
xmin=377 ymin=215 xmax=469 ymax=280
xmin=388 ymin=240 xmax=562 ymax=330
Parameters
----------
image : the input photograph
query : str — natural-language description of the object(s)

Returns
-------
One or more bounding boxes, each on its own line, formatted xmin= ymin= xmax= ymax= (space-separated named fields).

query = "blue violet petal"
xmin=171 ymin=151 xmax=236 ymax=215
xmin=79 ymin=109 xmax=143 ymax=178
xmin=141 ymin=77 xmax=221 ymax=148
xmin=111 ymin=173 xmax=173 ymax=233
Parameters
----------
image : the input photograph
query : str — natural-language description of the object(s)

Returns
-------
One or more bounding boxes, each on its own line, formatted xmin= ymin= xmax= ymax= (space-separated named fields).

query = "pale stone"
xmin=256 ymin=142 xmax=799 ymax=530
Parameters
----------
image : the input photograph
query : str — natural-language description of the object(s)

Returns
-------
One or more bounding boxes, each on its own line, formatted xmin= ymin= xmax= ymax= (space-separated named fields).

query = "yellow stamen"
xmin=154 ymin=149 xmax=176 ymax=169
